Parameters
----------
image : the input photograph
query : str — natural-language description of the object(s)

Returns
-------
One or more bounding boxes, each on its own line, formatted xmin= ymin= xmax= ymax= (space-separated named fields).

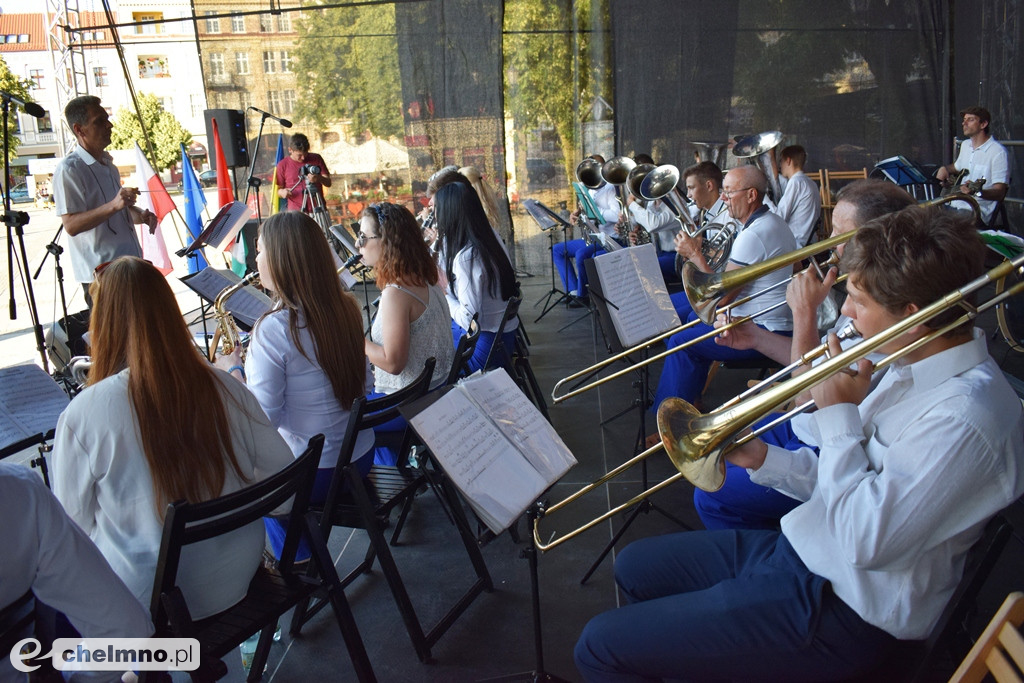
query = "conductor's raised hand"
xmin=809 ymin=332 xmax=872 ymax=409
xmin=111 ymin=186 xmax=139 ymax=212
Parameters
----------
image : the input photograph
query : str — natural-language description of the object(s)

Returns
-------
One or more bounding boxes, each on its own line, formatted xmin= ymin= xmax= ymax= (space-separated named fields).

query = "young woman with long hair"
xmin=359 ymin=201 xmax=455 ymax=393
xmin=53 ymin=257 xmax=294 ymax=619
xmin=434 ymin=182 xmax=518 ymax=372
xmin=216 ymin=211 xmax=375 ymax=557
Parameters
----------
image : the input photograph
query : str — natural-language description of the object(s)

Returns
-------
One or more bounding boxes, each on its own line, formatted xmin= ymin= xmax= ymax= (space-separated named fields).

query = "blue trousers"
xmin=552 ymin=239 xmax=605 ymax=296
xmin=452 ymin=321 xmax=518 ymax=374
xmin=694 ymin=414 xmax=815 ymax=531
xmin=669 ymin=290 xmax=693 ymax=322
xmin=575 ymin=530 xmax=896 ymax=682
xmin=657 ymin=251 xmax=678 ymax=286
xmin=653 ymin=311 xmax=783 ymax=409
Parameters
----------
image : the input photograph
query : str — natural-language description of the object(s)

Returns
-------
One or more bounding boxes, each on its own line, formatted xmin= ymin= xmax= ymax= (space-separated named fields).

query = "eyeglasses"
xmin=355 ymin=233 xmax=380 ymax=247
xmin=721 ymin=187 xmax=753 ymax=198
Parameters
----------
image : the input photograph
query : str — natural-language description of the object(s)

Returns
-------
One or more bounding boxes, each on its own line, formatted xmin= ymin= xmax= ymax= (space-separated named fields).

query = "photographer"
xmin=274 ymin=132 xmax=332 ymax=212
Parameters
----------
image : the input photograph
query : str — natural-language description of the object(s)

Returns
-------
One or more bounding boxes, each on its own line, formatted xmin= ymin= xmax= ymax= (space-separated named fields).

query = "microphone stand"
xmin=3 ymin=97 xmax=49 ymax=372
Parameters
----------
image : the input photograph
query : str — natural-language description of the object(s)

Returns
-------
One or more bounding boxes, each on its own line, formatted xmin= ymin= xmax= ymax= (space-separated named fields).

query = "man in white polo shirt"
xmin=935 ymin=105 xmax=1009 ymax=226
xmin=53 ymin=95 xmax=156 ymax=306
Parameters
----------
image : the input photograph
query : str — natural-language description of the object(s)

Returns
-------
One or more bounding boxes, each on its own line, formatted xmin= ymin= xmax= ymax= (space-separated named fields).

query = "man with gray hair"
xmin=53 ymin=95 xmax=156 ymax=306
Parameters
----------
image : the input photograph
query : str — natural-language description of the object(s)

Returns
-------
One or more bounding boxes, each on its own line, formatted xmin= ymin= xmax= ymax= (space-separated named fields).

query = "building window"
xmin=28 ymin=69 xmax=43 ymax=89
xmin=279 ymin=50 xmax=292 ymax=73
xmin=18 ymin=34 xmax=29 ymax=43
xmin=93 ymin=66 xmax=108 ymax=86
xmin=38 ymin=112 xmax=52 ymax=133
xmin=239 ymin=91 xmax=252 ymax=111
xmin=262 ymin=51 xmax=276 ymax=74
xmin=231 ymin=14 xmax=245 ymax=32
xmin=235 ymin=52 xmax=249 ymax=75
xmin=259 ymin=14 xmax=273 ymax=32
xmin=138 ymin=55 xmax=170 ymax=79
xmin=281 ymin=89 xmax=295 ymax=113
xmin=267 ymin=91 xmax=281 ymax=114
xmin=132 ymin=12 xmax=163 ymax=35
xmin=209 ymin=53 xmax=224 ymax=77
xmin=277 ymin=14 xmax=291 ymax=31
xmin=204 ymin=11 xmax=220 ymax=33
xmin=5 ymin=35 xmax=16 ymax=43
xmin=190 ymin=93 xmax=203 ymax=118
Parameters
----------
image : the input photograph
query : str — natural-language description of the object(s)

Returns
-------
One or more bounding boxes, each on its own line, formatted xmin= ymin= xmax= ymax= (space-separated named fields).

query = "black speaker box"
xmin=204 ymin=109 xmax=249 ymax=168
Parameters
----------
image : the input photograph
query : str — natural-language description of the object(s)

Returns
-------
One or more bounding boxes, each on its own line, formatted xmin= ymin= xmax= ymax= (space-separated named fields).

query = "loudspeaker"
xmin=204 ymin=109 xmax=249 ymax=168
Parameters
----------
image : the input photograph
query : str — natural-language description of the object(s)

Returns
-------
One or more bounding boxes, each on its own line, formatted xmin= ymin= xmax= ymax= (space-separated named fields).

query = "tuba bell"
xmin=733 ymin=131 xmax=784 ymax=204
xmin=575 ymin=158 xmax=604 ymax=189
xmin=691 ymin=141 xmax=730 ymax=170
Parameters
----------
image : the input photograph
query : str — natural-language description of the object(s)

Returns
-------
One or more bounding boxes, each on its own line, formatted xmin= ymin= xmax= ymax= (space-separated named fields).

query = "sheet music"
xmin=459 ymin=371 xmax=576 ymax=483
xmin=593 ymin=245 xmax=679 ymax=348
xmin=0 ymin=363 xmax=70 ymax=450
xmin=180 ymin=268 xmax=272 ymax=328
xmin=408 ymin=381 xmax=550 ymax=533
xmin=202 ymin=201 xmax=250 ymax=251
xmin=522 ymin=199 xmax=569 ymax=230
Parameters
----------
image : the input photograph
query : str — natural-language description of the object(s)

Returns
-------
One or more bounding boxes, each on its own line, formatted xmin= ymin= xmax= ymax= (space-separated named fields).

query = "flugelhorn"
xmin=209 ymin=271 xmax=260 ymax=362
xmin=535 ymin=251 xmax=1024 ymax=551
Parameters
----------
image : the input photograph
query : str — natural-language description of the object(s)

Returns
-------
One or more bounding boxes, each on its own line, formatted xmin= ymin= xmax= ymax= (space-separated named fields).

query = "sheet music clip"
xmin=176 ymin=201 xmax=250 ymax=258
xmin=874 ymin=156 xmax=931 ymax=186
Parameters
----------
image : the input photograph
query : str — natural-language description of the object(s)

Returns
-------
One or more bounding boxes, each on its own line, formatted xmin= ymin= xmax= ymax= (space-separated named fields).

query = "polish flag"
xmin=133 ymin=142 xmax=175 ymax=275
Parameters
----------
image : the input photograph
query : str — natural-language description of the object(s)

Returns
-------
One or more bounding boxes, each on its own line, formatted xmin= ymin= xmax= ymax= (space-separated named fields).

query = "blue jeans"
xmin=552 ymin=239 xmax=605 ymax=296
xmin=693 ymin=414 xmax=816 ymax=531
xmin=653 ymin=311 xmax=785 ymax=409
xmin=575 ymin=530 xmax=896 ymax=682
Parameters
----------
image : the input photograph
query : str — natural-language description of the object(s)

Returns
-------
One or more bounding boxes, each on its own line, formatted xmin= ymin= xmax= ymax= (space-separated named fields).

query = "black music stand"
xmin=578 ymin=254 xmax=692 ymax=584
xmin=180 ymin=267 xmax=271 ymax=358
xmin=524 ymin=199 xmax=574 ymax=323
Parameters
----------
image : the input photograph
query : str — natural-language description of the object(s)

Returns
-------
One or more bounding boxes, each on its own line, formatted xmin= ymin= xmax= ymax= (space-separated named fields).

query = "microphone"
xmin=1 ymin=92 xmax=45 ymax=119
xmin=341 ymin=253 xmax=362 ymax=270
xmin=246 ymin=106 xmax=292 ymax=128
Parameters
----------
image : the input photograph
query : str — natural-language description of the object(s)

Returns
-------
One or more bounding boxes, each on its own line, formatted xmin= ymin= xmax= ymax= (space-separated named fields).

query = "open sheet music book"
xmin=191 ymin=201 xmax=250 ymax=252
xmin=180 ymin=268 xmax=272 ymax=329
xmin=592 ymin=244 xmax=679 ymax=348
xmin=406 ymin=369 xmax=577 ymax=534
xmin=0 ymin=363 xmax=70 ymax=455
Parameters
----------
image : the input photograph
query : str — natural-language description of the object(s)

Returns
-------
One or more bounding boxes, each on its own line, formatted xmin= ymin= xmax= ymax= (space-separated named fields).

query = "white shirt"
xmin=54 ymin=146 xmax=142 ymax=283
xmin=772 ymin=171 xmax=822 ymax=247
xmin=445 ymin=245 xmax=520 ymax=334
xmin=0 ymin=463 xmax=153 ymax=683
xmin=53 ymin=368 xmax=295 ymax=620
xmin=751 ymin=330 xmax=1024 ymax=639
xmin=590 ymin=183 xmax=622 ymax=236
xmin=727 ymin=206 xmax=796 ymax=331
xmin=246 ymin=309 xmax=376 ymax=470
xmin=628 ymin=199 xmax=676 ymax=252
xmin=952 ymin=136 xmax=1010 ymax=224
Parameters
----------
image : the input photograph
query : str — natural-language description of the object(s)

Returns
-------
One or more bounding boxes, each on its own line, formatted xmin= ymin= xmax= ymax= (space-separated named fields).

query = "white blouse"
xmin=445 ymin=245 xmax=520 ymax=334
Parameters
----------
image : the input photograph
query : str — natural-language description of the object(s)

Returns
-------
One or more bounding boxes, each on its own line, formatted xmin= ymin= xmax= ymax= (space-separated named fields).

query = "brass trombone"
xmin=534 ymin=251 xmax=1024 ymax=551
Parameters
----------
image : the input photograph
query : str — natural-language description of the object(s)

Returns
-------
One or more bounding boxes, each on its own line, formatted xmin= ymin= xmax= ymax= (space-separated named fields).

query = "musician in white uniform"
xmin=669 ymin=161 xmax=729 ymax=319
xmin=772 ymin=145 xmax=822 ymax=248
xmin=935 ymin=106 xmax=1010 ymax=226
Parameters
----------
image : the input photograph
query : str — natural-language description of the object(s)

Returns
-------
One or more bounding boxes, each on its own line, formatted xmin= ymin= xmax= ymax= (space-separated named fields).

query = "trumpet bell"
xmin=601 ymin=156 xmax=636 ymax=186
xmin=732 ymin=130 xmax=783 ymax=158
xmin=657 ymin=397 xmax=726 ymax=492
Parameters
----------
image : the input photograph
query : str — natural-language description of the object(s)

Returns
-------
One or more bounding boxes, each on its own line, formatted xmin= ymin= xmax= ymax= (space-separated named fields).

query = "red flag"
xmin=211 ymin=118 xmax=235 ymax=207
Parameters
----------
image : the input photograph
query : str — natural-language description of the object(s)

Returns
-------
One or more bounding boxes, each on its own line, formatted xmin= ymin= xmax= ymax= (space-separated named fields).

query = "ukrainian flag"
xmin=269 ymin=134 xmax=285 ymax=215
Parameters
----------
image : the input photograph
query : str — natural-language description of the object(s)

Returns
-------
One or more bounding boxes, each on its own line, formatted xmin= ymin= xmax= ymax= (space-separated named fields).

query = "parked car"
xmin=526 ymin=158 xmax=557 ymax=184
xmin=199 ymin=169 xmax=218 ymax=187
xmin=8 ymin=182 xmax=32 ymax=204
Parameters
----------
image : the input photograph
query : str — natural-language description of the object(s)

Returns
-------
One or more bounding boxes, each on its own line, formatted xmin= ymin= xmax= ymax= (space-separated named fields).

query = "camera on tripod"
xmin=300 ymin=163 xmax=321 ymax=177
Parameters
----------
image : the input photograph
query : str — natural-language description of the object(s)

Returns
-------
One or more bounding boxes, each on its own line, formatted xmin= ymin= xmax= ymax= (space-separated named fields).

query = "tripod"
xmin=3 ymin=95 xmax=49 ymax=372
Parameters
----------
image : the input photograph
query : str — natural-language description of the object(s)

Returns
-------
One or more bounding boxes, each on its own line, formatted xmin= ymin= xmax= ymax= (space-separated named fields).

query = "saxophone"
xmin=208 ymin=271 xmax=260 ymax=362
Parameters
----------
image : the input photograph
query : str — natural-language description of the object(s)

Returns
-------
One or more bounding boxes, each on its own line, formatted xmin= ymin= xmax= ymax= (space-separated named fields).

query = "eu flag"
xmin=180 ymin=143 xmax=208 ymax=272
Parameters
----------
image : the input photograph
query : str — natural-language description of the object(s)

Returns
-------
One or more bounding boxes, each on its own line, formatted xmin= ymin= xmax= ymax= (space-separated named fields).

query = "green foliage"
xmin=293 ymin=3 xmax=403 ymax=138
xmin=0 ymin=56 xmax=36 ymax=160
xmin=108 ymin=93 xmax=191 ymax=172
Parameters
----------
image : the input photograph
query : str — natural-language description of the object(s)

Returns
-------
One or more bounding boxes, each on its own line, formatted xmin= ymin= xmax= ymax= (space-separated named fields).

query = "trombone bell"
xmin=657 ymin=398 xmax=726 ymax=492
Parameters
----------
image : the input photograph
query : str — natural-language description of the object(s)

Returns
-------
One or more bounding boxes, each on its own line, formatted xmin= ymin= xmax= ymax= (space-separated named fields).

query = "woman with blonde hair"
xmin=458 ymin=165 xmax=509 ymax=240
xmin=53 ymin=257 xmax=294 ymax=619
xmin=217 ymin=210 xmax=375 ymax=556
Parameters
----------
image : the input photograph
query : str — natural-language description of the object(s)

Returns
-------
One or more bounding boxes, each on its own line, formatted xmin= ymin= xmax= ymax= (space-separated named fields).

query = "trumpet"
xmin=208 ymin=271 xmax=260 ymax=362
xmin=535 ymin=251 xmax=1024 ymax=551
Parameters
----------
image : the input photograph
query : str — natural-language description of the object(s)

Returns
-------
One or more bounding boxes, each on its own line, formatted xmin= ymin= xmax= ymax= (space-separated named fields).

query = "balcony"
xmin=16 ymin=131 xmax=57 ymax=145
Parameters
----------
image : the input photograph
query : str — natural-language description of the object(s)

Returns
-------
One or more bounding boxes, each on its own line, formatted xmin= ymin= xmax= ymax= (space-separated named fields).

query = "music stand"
xmin=875 ymin=156 xmax=935 ymax=199
xmin=180 ymin=267 xmax=271 ymax=358
xmin=523 ymin=199 xmax=573 ymax=323
xmin=578 ymin=248 xmax=692 ymax=584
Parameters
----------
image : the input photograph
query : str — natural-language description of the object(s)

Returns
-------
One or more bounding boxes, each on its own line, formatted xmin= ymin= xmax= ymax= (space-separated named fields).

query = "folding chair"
xmin=143 ymin=435 xmax=375 ymax=683
xmin=948 ymin=591 xmax=1024 ymax=682
xmin=0 ymin=591 xmax=35 ymax=665
xmin=446 ymin=314 xmax=481 ymax=385
xmin=291 ymin=358 xmax=492 ymax=663
xmin=483 ymin=293 xmax=522 ymax=372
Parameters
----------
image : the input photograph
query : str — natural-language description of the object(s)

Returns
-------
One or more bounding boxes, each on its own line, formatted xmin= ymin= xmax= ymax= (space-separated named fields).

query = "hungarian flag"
xmin=211 ymin=118 xmax=246 ymax=276
xmin=269 ymin=133 xmax=285 ymax=215
xmin=133 ymin=142 xmax=174 ymax=276
xmin=180 ymin=143 xmax=208 ymax=272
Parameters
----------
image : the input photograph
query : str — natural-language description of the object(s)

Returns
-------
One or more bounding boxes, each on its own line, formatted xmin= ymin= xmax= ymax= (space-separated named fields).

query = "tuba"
xmin=691 ymin=141 xmax=730 ymax=170
xmin=575 ymin=158 xmax=604 ymax=189
xmin=208 ymin=271 xmax=261 ymax=362
xmin=601 ymin=156 xmax=637 ymax=240
xmin=733 ymin=131 xmax=784 ymax=204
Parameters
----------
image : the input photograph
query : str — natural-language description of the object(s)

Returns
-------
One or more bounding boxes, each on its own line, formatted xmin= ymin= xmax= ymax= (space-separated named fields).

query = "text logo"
xmin=10 ymin=638 xmax=200 ymax=672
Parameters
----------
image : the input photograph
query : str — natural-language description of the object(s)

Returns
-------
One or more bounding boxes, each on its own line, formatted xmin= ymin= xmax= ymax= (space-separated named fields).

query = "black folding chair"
xmin=143 ymin=435 xmax=375 ymax=683
xmin=446 ymin=314 xmax=481 ymax=385
xmin=291 ymin=358 xmax=492 ymax=663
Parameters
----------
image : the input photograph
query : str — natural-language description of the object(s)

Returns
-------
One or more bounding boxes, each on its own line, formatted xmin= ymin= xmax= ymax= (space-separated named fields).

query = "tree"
xmin=0 ymin=55 xmax=36 ymax=161
xmin=293 ymin=5 xmax=404 ymax=138
xmin=109 ymin=93 xmax=191 ymax=172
